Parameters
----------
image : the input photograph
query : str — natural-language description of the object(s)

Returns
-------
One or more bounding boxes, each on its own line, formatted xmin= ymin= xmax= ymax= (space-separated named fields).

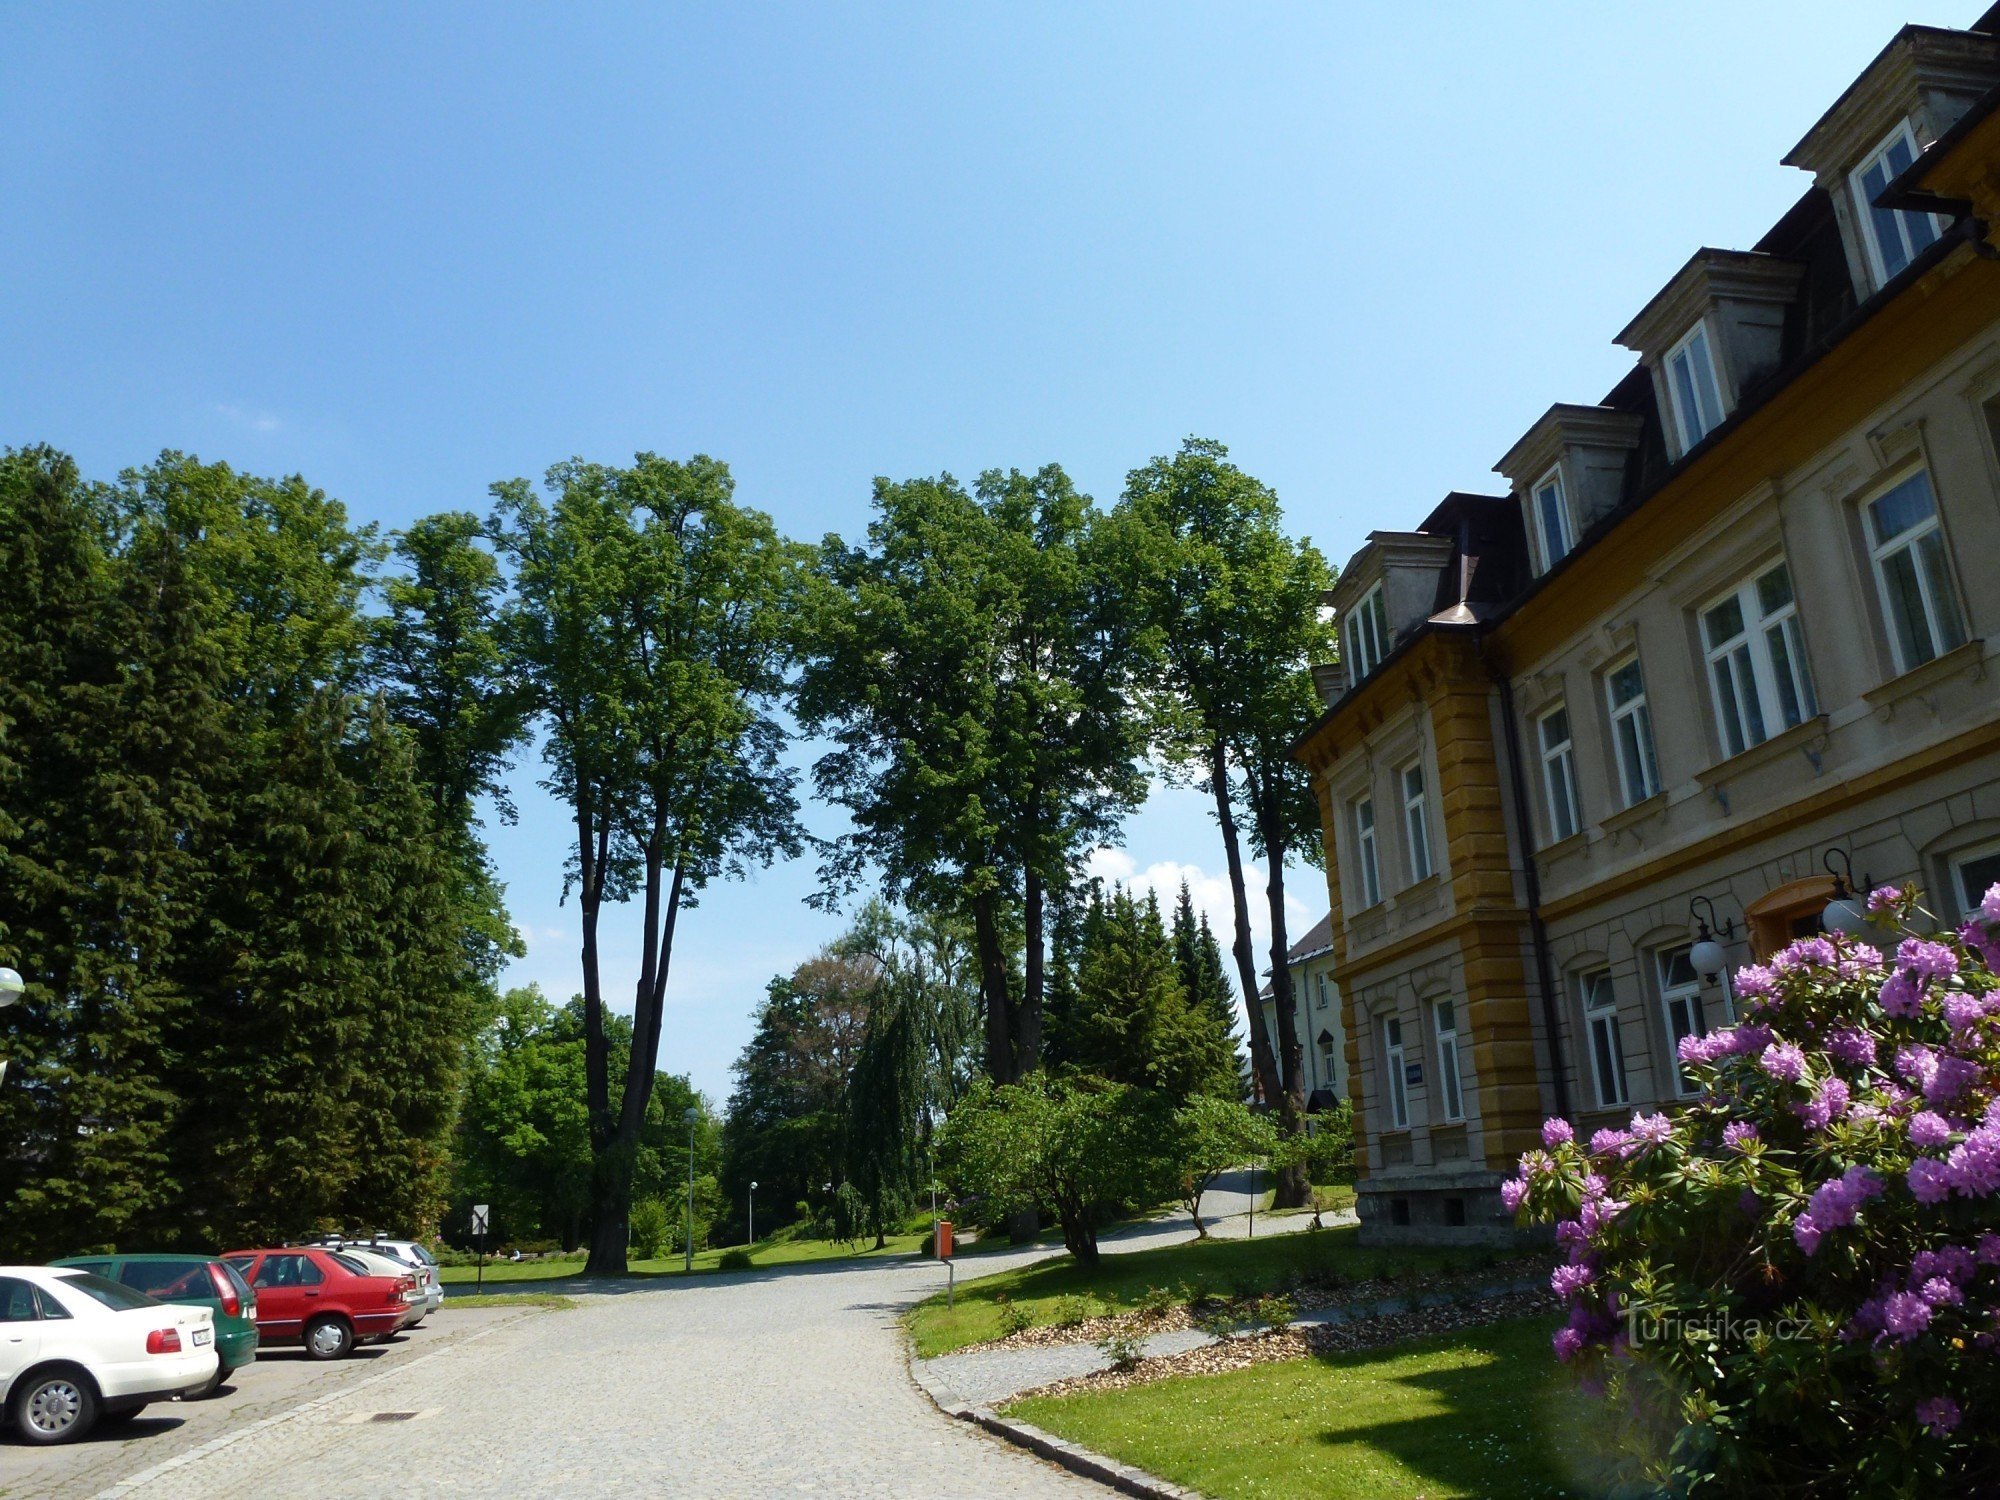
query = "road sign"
xmin=470 ymin=1204 xmax=490 ymax=1235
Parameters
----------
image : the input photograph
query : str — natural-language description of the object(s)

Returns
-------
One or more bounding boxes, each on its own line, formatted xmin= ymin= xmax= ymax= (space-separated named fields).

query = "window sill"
xmin=1861 ymin=637 xmax=1986 ymax=717
xmin=1694 ymin=714 xmax=1829 ymax=791
xmin=1535 ymin=828 xmax=1589 ymax=866
xmin=1599 ymin=792 xmax=1665 ymax=837
xmin=1394 ymin=872 xmax=1444 ymax=901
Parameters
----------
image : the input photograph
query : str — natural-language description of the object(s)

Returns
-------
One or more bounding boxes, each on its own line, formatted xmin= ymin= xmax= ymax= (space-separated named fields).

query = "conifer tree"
xmin=1172 ymin=884 xmax=1248 ymax=1097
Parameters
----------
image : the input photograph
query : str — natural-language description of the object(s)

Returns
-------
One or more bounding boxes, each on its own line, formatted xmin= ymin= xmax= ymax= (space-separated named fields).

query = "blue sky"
xmin=1 ymin=2 xmax=1972 ymax=1102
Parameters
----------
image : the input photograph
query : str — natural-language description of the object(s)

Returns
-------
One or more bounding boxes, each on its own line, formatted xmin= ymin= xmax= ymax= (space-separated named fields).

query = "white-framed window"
xmin=1605 ymin=657 xmax=1661 ymax=807
xmin=1401 ymin=762 xmax=1434 ymax=883
xmin=1353 ymin=797 xmax=1381 ymax=908
xmin=1432 ymin=998 xmax=1464 ymax=1123
xmin=1537 ymin=704 xmax=1580 ymax=843
xmin=1317 ymin=1031 xmax=1336 ymax=1084
xmin=1532 ymin=466 xmax=1573 ymax=572
xmin=1345 ymin=583 xmax=1390 ymax=686
xmin=1381 ymin=1015 xmax=1410 ymax=1130
xmin=1664 ymin=321 xmax=1726 ymax=452
xmin=1865 ymin=469 xmax=1968 ymax=674
xmin=1579 ymin=969 xmax=1629 ymax=1109
xmin=1851 ymin=121 xmax=1944 ymax=286
xmin=1315 ymin=973 xmax=1329 ymax=1011
xmin=1657 ymin=945 xmax=1704 ymax=1097
xmin=1950 ymin=842 xmax=2000 ymax=923
xmin=1700 ymin=561 xmax=1817 ymax=759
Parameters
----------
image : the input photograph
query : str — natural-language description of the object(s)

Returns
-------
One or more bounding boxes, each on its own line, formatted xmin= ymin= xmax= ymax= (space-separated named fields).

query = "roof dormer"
xmin=1783 ymin=25 xmax=2000 ymax=299
xmin=1328 ymin=530 xmax=1455 ymax=693
xmin=1614 ymin=250 xmax=1806 ymax=462
xmin=1494 ymin=405 xmax=1644 ymax=577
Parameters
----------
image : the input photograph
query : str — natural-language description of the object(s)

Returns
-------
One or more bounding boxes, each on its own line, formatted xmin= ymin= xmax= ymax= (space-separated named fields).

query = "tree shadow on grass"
xmin=1301 ymin=1319 xmax=1617 ymax=1500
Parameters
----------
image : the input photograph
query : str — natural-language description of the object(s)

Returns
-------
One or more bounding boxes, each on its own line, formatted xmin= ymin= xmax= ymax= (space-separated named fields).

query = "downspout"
xmin=1491 ymin=658 xmax=1573 ymax=1121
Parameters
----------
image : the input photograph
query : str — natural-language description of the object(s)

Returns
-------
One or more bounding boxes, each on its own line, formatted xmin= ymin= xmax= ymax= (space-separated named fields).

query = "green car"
xmin=50 ymin=1254 xmax=260 ymax=1394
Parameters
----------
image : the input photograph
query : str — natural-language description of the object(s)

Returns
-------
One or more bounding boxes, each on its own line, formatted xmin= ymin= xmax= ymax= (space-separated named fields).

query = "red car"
xmin=220 ymin=1247 xmax=422 ymax=1360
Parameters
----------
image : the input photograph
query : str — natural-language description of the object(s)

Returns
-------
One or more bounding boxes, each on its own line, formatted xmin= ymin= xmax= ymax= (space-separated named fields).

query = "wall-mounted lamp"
xmin=1822 ymin=848 xmax=1873 ymax=937
xmin=1689 ymin=896 xmax=1736 ymax=980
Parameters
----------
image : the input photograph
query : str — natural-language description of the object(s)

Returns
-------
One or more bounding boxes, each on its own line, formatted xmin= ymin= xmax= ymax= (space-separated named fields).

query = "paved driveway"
xmin=6 ymin=1178 xmax=1309 ymax=1499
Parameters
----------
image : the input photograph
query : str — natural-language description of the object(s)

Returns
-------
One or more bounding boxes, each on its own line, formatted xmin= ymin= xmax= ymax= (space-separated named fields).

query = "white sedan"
xmin=1 ymin=1266 xmax=219 ymax=1445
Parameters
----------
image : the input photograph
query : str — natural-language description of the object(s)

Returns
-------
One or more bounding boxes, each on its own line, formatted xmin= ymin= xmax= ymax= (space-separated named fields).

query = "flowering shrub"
xmin=1507 ymin=883 xmax=2000 ymax=1495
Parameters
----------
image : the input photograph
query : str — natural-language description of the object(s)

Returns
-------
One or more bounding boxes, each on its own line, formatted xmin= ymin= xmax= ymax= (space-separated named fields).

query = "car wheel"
xmin=11 ymin=1369 xmax=98 ymax=1445
xmin=303 ymin=1315 xmax=354 ymax=1360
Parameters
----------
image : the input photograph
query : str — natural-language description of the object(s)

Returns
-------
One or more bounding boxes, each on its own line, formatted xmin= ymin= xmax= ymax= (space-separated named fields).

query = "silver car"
xmin=335 ymin=1236 xmax=444 ymax=1315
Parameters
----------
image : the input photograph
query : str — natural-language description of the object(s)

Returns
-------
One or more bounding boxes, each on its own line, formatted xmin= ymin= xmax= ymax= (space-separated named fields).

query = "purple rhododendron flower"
xmin=1908 ymin=1111 xmax=1955 ymax=1148
xmin=1941 ymin=992 xmax=1988 ymax=1032
xmin=1499 ymin=1177 xmax=1527 ymax=1214
xmin=1799 ymin=1076 xmax=1851 ymax=1131
xmin=1542 ymin=1117 xmax=1574 ymax=1148
xmin=1919 ymin=1276 xmax=1964 ymax=1308
xmin=1552 ymin=1326 xmax=1584 ymax=1362
xmin=1943 ymin=1126 xmax=2000 ymax=1198
xmin=1760 ymin=1041 xmax=1807 ymax=1083
xmin=1590 ymin=1127 xmax=1632 ymax=1157
xmin=1728 ymin=1023 xmax=1774 ymax=1055
xmin=1867 ymin=884 xmax=1902 ymax=913
xmin=1678 ymin=1031 xmax=1722 ymax=1066
xmin=1723 ymin=1121 xmax=1759 ymax=1151
xmin=1880 ymin=971 xmax=1924 ymax=1018
xmin=1982 ymin=881 xmax=2000 ymax=924
xmin=1925 ymin=1055 xmax=1982 ymax=1107
xmin=1793 ymin=1212 xmax=1822 ymax=1256
xmin=1959 ymin=920 xmax=2000 ymax=972
xmin=1979 ymin=1233 xmax=2000 ymax=1266
xmin=1551 ymin=1262 xmax=1594 ymax=1298
xmin=1734 ymin=964 xmax=1777 ymax=1000
xmin=1883 ymin=1291 xmax=1932 ymax=1340
xmin=1897 ymin=938 xmax=1959 ymax=983
xmin=1825 ymin=1026 xmax=1876 ymax=1067
xmin=1909 ymin=1158 xmax=1954 ymax=1204
xmin=1776 ymin=936 xmax=1838 ymax=971
xmin=1916 ymin=1396 xmax=1962 ymax=1436
xmin=1629 ymin=1112 xmax=1673 ymax=1148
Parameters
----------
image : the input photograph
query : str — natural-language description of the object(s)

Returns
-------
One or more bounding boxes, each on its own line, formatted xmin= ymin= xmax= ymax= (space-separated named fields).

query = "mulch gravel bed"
xmin=964 ymin=1256 xmax=1548 ymax=1357
xmin=1016 ymin=1285 xmax=1561 ymax=1399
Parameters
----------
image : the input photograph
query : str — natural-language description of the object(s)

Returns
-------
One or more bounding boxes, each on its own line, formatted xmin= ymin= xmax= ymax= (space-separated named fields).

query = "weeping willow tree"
xmin=841 ymin=902 xmax=981 ymax=1246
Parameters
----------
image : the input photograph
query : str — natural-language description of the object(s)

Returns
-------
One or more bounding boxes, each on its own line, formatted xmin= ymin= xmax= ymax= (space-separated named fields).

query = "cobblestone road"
xmin=81 ymin=1255 xmax=1104 ymax=1500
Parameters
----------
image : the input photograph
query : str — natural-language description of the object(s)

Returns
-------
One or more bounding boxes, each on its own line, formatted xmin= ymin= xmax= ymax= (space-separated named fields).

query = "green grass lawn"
xmin=438 ymin=1230 xmax=927 ymax=1287
xmin=1007 ymin=1315 xmax=1603 ymax=1500
xmin=907 ymin=1224 xmax=1498 ymax=1358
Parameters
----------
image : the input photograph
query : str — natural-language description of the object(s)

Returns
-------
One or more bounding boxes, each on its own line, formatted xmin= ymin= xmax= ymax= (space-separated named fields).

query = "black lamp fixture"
xmin=1822 ymin=847 xmax=1873 ymax=937
xmin=1689 ymin=895 xmax=1736 ymax=980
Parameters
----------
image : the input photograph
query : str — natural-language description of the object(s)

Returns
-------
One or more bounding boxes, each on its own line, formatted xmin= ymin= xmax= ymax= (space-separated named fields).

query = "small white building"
xmin=1257 ymin=914 xmax=1347 ymax=1111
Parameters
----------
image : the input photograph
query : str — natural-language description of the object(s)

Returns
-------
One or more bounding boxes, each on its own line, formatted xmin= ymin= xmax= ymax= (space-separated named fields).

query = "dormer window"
xmin=1345 ymin=583 xmax=1390 ymax=685
xmin=1853 ymin=121 xmax=1943 ymax=283
xmin=1664 ymin=322 xmax=1725 ymax=452
xmin=1532 ymin=467 xmax=1573 ymax=571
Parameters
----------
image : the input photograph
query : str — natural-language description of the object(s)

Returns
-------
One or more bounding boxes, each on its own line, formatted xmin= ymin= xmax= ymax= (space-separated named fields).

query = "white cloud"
xmin=214 ymin=402 xmax=283 ymax=433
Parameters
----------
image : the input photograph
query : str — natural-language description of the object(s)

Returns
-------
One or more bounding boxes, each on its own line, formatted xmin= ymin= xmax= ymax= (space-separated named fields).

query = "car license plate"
xmin=193 ymin=1328 xmax=211 ymax=1346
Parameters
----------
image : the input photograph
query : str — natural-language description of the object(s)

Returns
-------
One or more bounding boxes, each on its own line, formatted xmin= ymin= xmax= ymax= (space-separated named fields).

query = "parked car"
xmin=334 ymin=1236 xmax=444 ymax=1316
xmin=219 ymin=1247 xmax=419 ymax=1360
xmin=50 ymin=1254 xmax=258 ymax=1396
xmin=325 ymin=1247 xmax=429 ymax=1326
xmin=1 ymin=1266 xmax=218 ymax=1445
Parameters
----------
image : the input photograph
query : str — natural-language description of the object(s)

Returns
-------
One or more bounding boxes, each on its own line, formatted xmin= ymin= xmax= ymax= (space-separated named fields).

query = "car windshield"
xmin=54 ymin=1271 xmax=161 ymax=1312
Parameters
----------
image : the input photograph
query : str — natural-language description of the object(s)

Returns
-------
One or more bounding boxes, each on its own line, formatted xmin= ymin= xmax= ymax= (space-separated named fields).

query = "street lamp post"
xmin=748 ymin=1181 xmax=758 ymax=1247
xmin=0 ymin=968 xmax=23 ymax=1089
xmin=683 ymin=1106 xmax=700 ymax=1272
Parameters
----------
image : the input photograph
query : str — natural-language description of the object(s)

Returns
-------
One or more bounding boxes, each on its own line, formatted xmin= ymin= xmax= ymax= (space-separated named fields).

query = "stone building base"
xmin=1354 ymin=1167 xmax=1538 ymax=1248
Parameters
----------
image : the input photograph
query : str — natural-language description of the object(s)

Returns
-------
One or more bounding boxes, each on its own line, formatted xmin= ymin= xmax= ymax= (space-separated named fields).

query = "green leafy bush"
xmin=628 ymin=1198 xmax=672 ymax=1260
xmin=1507 ymin=884 xmax=2000 ymax=1494
xmin=717 ymin=1248 xmax=753 ymax=1271
xmin=1097 ymin=1329 xmax=1146 ymax=1370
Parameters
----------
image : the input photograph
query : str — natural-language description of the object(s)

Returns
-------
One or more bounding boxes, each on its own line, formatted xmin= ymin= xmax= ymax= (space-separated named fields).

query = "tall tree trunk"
xmin=971 ymin=888 xmax=1015 ymax=1083
xmin=1252 ymin=769 xmax=1310 ymax=1209
xmin=1209 ymin=740 xmax=1282 ymax=1111
xmin=576 ymin=793 xmax=611 ymax=1147
xmin=1018 ymin=868 xmax=1044 ymax=1074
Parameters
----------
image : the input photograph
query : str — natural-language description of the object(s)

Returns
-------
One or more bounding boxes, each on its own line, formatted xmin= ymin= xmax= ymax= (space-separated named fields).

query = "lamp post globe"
xmin=1822 ymin=893 xmax=1867 ymax=936
xmin=0 ymin=968 xmax=23 ymax=1008
xmin=1690 ymin=938 xmax=1728 ymax=980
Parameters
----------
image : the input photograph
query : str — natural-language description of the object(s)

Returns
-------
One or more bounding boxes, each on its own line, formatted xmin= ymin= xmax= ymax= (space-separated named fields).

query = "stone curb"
xmin=911 ymin=1351 xmax=1197 ymax=1497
